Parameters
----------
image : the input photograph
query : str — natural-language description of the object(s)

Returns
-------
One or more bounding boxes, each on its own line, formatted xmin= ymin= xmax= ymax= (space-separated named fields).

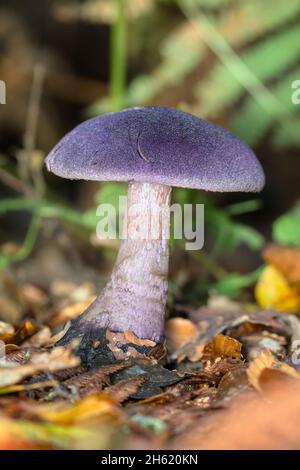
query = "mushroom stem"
xmin=76 ymin=182 xmax=172 ymax=342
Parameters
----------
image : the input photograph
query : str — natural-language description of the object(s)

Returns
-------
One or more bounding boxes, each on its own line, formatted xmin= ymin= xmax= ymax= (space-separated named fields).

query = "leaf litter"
xmin=1 ymin=282 xmax=300 ymax=449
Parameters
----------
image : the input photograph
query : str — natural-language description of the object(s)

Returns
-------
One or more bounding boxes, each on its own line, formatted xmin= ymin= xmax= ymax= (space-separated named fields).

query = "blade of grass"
xmin=110 ymin=0 xmax=126 ymax=111
xmin=177 ymin=0 xmax=299 ymax=141
xmin=225 ymin=199 xmax=263 ymax=216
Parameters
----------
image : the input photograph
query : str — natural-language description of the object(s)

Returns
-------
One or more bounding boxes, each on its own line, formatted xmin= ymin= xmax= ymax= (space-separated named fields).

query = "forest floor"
xmin=1 ymin=260 xmax=300 ymax=450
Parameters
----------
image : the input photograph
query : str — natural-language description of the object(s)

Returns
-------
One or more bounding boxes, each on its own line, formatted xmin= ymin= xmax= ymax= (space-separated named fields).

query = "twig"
xmin=19 ymin=63 xmax=46 ymax=194
xmin=0 ymin=167 xmax=34 ymax=197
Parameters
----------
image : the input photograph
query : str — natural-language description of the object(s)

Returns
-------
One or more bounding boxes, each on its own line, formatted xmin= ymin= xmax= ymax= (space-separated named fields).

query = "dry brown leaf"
xmin=123 ymin=331 xmax=156 ymax=348
xmin=217 ymin=364 xmax=248 ymax=400
xmin=263 ymin=244 xmax=300 ymax=286
xmin=106 ymin=330 xmax=156 ymax=360
xmin=0 ymin=321 xmax=15 ymax=343
xmin=0 ymin=379 xmax=58 ymax=395
xmin=5 ymin=348 xmax=31 ymax=364
xmin=22 ymin=327 xmax=52 ymax=347
xmin=0 ymin=347 xmax=80 ymax=387
xmin=12 ymin=321 xmax=41 ymax=345
xmin=47 ymin=322 xmax=71 ymax=346
xmin=210 ymin=335 xmax=242 ymax=360
xmin=104 ymin=376 xmax=146 ymax=403
xmin=165 ymin=317 xmax=198 ymax=354
xmin=177 ymin=343 xmax=205 ymax=363
xmin=247 ymin=349 xmax=300 ymax=392
xmin=49 ymin=296 xmax=96 ymax=327
xmin=242 ymin=331 xmax=287 ymax=362
xmin=63 ymin=363 xmax=128 ymax=397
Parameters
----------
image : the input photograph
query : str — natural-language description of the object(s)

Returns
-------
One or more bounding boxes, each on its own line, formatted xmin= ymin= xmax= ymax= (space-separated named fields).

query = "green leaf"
xmin=231 ymin=223 xmax=264 ymax=251
xmin=206 ymin=208 xmax=264 ymax=252
xmin=94 ymin=182 xmax=127 ymax=206
xmin=273 ymin=201 xmax=300 ymax=246
xmin=213 ymin=268 xmax=263 ymax=298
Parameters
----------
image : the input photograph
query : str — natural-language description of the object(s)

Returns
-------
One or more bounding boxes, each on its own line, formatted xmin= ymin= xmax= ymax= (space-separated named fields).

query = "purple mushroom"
xmin=46 ymin=106 xmax=265 ymax=344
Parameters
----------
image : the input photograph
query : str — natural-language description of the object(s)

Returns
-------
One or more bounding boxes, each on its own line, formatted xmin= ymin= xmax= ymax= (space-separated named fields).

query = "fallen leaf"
xmin=62 ymin=363 xmax=129 ymax=397
xmin=263 ymin=244 xmax=300 ymax=286
xmin=22 ymin=327 xmax=52 ymax=347
xmin=199 ymin=357 xmax=240 ymax=386
xmin=0 ymin=379 xmax=58 ymax=396
xmin=0 ymin=347 xmax=80 ymax=387
xmin=35 ymin=393 xmax=121 ymax=425
xmin=168 ymin=338 xmax=205 ymax=364
xmin=0 ymin=416 xmax=42 ymax=450
xmin=47 ymin=322 xmax=71 ymax=346
xmin=229 ymin=310 xmax=290 ymax=338
xmin=112 ymin=363 xmax=181 ymax=400
xmin=12 ymin=321 xmax=41 ymax=345
xmin=106 ymin=330 xmax=156 ymax=361
xmin=209 ymin=335 xmax=242 ymax=360
xmin=0 ymin=321 xmax=15 ymax=343
xmin=123 ymin=331 xmax=156 ymax=348
xmin=247 ymin=349 xmax=300 ymax=392
xmin=217 ymin=364 xmax=248 ymax=400
xmin=255 ymin=265 xmax=300 ymax=313
xmin=241 ymin=331 xmax=287 ymax=361
xmin=5 ymin=348 xmax=32 ymax=364
xmin=104 ymin=376 xmax=146 ymax=403
xmin=0 ymin=415 xmax=90 ymax=449
xmin=165 ymin=317 xmax=198 ymax=354
xmin=49 ymin=296 xmax=96 ymax=327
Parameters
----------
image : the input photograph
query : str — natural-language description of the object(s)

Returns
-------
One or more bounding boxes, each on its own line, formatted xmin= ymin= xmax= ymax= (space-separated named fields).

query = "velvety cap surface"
xmin=45 ymin=106 xmax=265 ymax=192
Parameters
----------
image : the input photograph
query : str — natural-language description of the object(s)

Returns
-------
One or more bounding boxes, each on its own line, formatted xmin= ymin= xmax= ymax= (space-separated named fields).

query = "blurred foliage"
xmin=86 ymin=0 xmax=300 ymax=148
xmin=2 ymin=0 xmax=300 ymax=303
xmin=273 ymin=201 xmax=300 ymax=247
xmin=214 ymin=268 xmax=263 ymax=299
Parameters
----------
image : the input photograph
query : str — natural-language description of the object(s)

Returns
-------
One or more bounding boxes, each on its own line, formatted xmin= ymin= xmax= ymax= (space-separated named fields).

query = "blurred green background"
xmin=0 ymin=0 xmax=300 ymax=323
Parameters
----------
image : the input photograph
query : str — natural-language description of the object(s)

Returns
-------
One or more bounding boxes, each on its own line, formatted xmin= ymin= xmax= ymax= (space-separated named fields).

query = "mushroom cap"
xmin=45 ymin=106 xmax=265 ymax=192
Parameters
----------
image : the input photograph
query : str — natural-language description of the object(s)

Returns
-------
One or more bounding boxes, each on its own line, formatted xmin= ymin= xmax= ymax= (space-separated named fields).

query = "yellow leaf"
xmin=36 ymin=393 xmax=121 ymax=425
xmin=255 ymin=265 xmax=300 ymax=313
xmin=0 ymin=415 xmax=90 ymax=449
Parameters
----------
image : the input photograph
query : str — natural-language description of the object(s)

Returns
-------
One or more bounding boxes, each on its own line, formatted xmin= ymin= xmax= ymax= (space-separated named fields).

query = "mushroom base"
xmin=60 ymin=182 xmax=172 ymax=344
